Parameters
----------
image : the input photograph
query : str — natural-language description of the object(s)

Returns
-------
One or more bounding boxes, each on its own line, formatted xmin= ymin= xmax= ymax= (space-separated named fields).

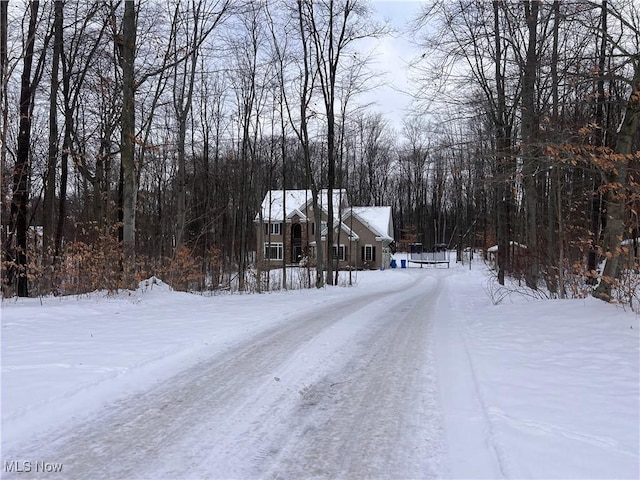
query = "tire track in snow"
xmin=433 ymin=274 xmax=510 ymax=479
xmin=2 ymin=281 xmax=415 ymax=480
xmin=254 ymin=275 xmax=447 ymax=479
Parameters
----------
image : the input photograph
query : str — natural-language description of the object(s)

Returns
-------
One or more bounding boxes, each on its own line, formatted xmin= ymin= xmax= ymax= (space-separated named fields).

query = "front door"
xmin=291 ymin=223 xmax=302 ymax=263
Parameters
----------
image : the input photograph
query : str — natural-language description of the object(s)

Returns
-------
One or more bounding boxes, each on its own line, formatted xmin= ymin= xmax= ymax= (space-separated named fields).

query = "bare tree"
xmin=594 ymin=56 xmax=640 ymax=299
xmin=287 ymin=0 xmax=324 ymax=288
xmin=43 ymin=0 xmax=63 ymax=270
xmin=1 ymin=0 xmax=8 ymax=205
xmin=301 ymin=0 xmax=382 ymax=285
xmin=6 ymin=2 xmax=42 ymax=297
xmin=171 ymin=0 xmax=229 ymax=250
xmin=521 ymin=0 xmax=541 ymax=289
xmin=120 ymin=0 xmax=136 ymax=287
xmin=227 ymin=1 xmax=272 ymax=291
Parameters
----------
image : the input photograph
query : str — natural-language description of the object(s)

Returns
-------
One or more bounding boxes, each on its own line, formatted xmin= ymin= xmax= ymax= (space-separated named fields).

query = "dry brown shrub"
xmin=158 ymin=246 xmax=203 ymax=292
xmin=59 ymin=231 xmax=123 ymax=295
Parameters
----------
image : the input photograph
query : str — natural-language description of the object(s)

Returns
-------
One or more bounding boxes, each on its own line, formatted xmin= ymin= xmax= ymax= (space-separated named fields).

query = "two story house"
xmin=256 ymin=189 xmax=394 ymax=270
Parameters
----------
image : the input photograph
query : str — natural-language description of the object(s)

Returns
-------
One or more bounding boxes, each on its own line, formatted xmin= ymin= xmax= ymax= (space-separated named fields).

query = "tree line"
xmin=1 ymin=0 xmax=639 ymax=306
xmin=413 ymin=0 xmax=639 ymax=302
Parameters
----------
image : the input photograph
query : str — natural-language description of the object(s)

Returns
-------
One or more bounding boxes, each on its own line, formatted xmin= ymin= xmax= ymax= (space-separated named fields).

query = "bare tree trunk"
xmin=121 ymin=0 xmax=137 ymax=288
xmin=304 ymin=0 xmax=379 ymax=285
xmin=44 ymin=0 xmax=63 ymax=271
xmin=55 ymin=27 xmax=77 ymax=264
xmin=588 ymin=0 xmax=608 ymax=284
xmin=334 ymin=185 xmax=343 ymax=285
xmin=493 ymin=0 xmax=510 ymax=286
xmin=311 ymin=189 xmax=324 ymax=288
xmin=594 ymin=64 xmax=640 ymax=301
xmin=0 ymin=1 xmax=6 ymax=174
xmin=172 ymin=0 xmax=214 ymax=251
xmin=293 ymin=0 xmax=323 ymax=288
xmin=280 ymin=93 xmax=288 ymax=290
xmin=55 ymin=89 xmax=71 ymax=262
xmin=0 ymin=2 xmax=6 ymax=281
xmin=521 ymin=0 xmax=540 ymax=290
xmin=326 ymin=124 xmax=336 ymax=285
xmin=545 ymin=0 xmax=560 ymax=295
xmin=8 ymin=1 xmax=39 ymax=297
xmin=281 ymin=152 xmax=287 ymax=290
xmin=310 ymin=0 xmax=340 ymax=286
xmin=556 ymin=166 xmax=565 ymax=298
xmin=175 ymin=104 xmax=188 ymax=250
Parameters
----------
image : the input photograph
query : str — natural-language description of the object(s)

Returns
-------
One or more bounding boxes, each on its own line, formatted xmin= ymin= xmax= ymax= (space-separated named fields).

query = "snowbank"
xmin=436 ymin=268 xmax=639 ymax=479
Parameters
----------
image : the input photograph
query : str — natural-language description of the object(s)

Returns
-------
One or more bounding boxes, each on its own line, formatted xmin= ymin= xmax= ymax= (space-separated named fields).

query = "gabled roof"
xmin=257 ymin=189 xmax=348 ymax=222
xmin=257 ymin=190 xmax=312 ymax=222
xmin=299 ymin=189 xmax=349 ymax=216
xmin=348 ymin=206 xmax=394 ymax=242
xmin=320 ymin=219 xmax=360 ymax=241
xmin=286 ymin=207 xmax=307 ymax=221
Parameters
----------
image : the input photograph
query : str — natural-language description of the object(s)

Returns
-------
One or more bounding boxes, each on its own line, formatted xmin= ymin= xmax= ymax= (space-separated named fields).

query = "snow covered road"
xmin=3 ymin=262 xmax=638 ymax=479
xmin=3 ymin=273 xmax=449 ymax=479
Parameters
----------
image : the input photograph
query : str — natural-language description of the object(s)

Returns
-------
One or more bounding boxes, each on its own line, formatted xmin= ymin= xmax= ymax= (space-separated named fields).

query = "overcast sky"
xmin=363 ymin=0 xmax=426 ymax=133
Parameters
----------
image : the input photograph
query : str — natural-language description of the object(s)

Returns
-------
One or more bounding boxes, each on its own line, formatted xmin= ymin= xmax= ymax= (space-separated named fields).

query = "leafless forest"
xmin=1 ymin=1 xmax=639 ymax=305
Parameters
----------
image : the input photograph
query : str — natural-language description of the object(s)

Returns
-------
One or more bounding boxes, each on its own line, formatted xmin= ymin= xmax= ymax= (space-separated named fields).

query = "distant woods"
xmin=1 ymin=1 xmax=639 ymax=305
xmin=414 ymin=0 xmax=639 ymax=302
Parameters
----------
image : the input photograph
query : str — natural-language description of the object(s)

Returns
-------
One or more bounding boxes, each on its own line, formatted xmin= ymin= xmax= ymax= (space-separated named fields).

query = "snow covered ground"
xmin=1 ymin=257 xmax=638 ymax=479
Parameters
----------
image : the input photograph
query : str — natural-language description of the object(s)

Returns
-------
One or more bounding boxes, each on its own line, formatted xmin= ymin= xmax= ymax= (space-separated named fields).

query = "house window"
xmin=332 ymin=244 xmax=346 ymax=261
xmin=264 ymin=242 xmax=283 ymax=260
xmin=269 ymin=223 xmax=281 ymax=235
xmin=311 ymin=221 xmax=327 ymax=236
xmin=363 ymin=244 xmax=375 ymax=262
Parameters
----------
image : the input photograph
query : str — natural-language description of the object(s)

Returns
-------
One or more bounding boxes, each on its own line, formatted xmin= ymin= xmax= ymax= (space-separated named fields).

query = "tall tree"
xmin=0 ymin=0 xmax=7 ymax=186
xmin=521 ymin=0 xmax=541 ymax=289
xmin=229 ymin=0 xmax=271 ymax=291
xmin=265 ymin=0 xmax=292 ymax=289
xmin=303 ymin=0 xmax=380 ymax=285
xmin=587 ymin=0 xmax=609 ymax=284
xmin=594 ymin=62 xmax=640 ymax=300
xmin=172 ymin=0 xmax=229 ymax=251
xmin=292 ymin=0 xmax=324 ymax=288
xmin=55 ymin=1 xmax=109 ymax=262
xmin=43 ymin=0 xmax=63 ymax=263
xmin=7 ymin=1 xmax=39 ymax=297
xmin=120 ymin=0 xmax=137 ymax=287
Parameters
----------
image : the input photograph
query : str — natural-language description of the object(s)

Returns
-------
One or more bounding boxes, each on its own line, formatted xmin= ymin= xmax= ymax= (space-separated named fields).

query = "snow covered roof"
xmin=257 ymin=190 xmax=313 ymax=222
xmin=257 ymin=189 xmax=349 ymax=222
xmin=300 ymin=189 xmax=349 ymax=216
xmin=256 ymin=190 xmax=394 ymax=244
xmin=349 ymin=206 xmax=394 ymax=242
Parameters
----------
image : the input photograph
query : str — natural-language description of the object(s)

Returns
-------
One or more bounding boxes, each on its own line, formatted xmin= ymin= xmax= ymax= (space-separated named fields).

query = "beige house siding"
xmin=345 ymin=215 xmax=380 ymax=269
xmin=261 ymin=218 xmax=312 ymax=265
xmin=257 ymin=190 xmax=393 ymax=270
